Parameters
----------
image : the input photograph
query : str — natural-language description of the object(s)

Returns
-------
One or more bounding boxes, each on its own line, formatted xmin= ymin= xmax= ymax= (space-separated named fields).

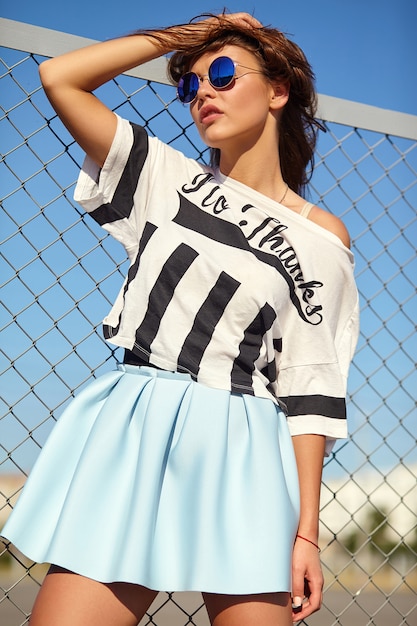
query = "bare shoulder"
xmin=307 ymin=204 xmax=351 ymax=249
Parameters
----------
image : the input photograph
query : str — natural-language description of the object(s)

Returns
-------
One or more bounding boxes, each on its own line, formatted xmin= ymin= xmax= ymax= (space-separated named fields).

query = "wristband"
xmin=296 ymin=534 xmax=321 ymax=552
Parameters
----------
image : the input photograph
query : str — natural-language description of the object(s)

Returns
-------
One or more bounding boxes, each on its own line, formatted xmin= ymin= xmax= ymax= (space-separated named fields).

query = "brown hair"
xmin=136 ymin=14 xmax=320 ymax=195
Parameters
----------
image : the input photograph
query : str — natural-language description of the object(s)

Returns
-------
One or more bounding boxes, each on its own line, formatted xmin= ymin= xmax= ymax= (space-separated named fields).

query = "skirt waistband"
xmin=118 ymin=362 xmax=193 ymax=382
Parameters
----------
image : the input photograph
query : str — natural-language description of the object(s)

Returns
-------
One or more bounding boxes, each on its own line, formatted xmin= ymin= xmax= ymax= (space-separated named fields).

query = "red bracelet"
xmin=296 ymin=534 xmax=321 ymax=552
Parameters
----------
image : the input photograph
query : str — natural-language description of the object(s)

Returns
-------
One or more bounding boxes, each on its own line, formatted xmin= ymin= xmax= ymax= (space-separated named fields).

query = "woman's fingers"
xmin=197 ymin=12 xmax=263 ymax=30
xmin=222 ymin=12 xmax=263 ymax=28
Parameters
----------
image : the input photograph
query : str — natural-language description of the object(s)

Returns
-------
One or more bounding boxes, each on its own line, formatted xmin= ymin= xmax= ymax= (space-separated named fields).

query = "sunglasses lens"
xmin=178 ymin=72 xmax=199 ymax=103
xmin=177 ymin=57 xmax=236 ymax=103
xmin=209 ymin=56 xmax=235 ymax=88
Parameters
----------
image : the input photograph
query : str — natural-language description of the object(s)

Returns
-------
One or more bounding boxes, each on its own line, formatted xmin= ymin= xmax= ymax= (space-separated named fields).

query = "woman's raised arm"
xmin=39 ymin=35 xmax=170 ymax=167
xmin=38 ymin=13 xmax=262 ymax=168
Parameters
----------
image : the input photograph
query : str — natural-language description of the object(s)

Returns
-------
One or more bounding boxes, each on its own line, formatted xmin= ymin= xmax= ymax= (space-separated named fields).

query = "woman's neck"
xmin=219 ymin=149 xmax=287 ymax=204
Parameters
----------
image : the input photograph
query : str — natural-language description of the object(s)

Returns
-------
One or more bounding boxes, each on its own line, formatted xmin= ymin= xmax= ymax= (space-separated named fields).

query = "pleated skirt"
xmin=2 ymin=365 xmax=300 ymax=594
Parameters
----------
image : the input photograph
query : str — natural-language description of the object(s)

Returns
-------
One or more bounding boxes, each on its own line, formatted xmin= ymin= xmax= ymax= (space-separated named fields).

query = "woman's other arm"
xmin=291 ymin=433 xmax=325 ymax=622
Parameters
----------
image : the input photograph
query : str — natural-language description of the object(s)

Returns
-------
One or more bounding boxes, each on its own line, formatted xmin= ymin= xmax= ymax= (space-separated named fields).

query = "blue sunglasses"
xmin=177 ymin=55 xmax=264 ymax=104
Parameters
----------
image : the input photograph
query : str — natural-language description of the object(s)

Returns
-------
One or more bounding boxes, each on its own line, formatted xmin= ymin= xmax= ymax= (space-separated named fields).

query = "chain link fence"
xmin=1 ymin=18 xmax=416 ymax=626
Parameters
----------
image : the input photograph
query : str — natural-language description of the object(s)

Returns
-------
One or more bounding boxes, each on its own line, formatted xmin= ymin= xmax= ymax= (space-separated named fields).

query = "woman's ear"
xmin=270 ymin=81 xmax=290 ymax=111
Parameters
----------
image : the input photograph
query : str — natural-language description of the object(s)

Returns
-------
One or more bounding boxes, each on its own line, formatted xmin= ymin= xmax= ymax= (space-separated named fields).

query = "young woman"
xmin=2 ymin=12 xmax=359 ymax=626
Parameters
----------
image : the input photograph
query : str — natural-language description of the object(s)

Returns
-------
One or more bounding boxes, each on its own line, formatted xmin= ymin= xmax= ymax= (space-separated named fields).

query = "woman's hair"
xmin=135 ymin=14 xmax=321 ymax=195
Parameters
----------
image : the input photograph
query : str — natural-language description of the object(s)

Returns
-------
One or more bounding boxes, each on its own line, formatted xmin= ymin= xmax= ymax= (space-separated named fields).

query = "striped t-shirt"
xmin=74 ymin=115 xmax=359 ymax=452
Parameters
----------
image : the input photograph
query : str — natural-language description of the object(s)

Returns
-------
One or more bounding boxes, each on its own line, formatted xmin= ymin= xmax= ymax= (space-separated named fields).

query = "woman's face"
xmin=188 ymin=45 xmax=280 ymax=156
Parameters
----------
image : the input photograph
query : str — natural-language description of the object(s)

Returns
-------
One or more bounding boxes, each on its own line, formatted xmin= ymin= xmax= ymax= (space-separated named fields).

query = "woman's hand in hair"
xmin=197 ymin=12 xmax=263 ymax=30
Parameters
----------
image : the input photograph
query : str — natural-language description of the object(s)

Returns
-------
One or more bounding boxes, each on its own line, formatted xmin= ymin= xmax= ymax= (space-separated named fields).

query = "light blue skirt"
xmin=2 ymin=365 xmax=300 ymax=594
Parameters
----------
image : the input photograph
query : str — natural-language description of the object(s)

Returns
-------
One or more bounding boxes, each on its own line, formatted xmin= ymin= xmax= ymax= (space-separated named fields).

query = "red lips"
xmin=199 ymin=105 xmax=223 ymax=124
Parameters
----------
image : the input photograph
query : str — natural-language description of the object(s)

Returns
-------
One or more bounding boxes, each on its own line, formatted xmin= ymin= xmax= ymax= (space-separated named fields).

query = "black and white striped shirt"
xmin=74 ymin=115 xmax=359 ymax=451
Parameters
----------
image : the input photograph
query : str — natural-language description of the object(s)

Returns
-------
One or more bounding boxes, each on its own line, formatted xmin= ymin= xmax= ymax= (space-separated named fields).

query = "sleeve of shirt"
xmin=277 ymin=243 xmax=360 ymax=456
xmin=73 ymin=115 xmax=151 ymax=259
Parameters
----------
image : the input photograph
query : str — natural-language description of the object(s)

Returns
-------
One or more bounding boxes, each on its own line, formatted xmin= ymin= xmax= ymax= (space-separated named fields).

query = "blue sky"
xmin=2 ymin=0 xmax=416 ymax=115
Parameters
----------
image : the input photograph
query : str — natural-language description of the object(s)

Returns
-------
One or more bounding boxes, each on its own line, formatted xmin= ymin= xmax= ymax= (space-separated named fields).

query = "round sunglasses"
xmin=177 ymin=55 xmax=264 ymax=104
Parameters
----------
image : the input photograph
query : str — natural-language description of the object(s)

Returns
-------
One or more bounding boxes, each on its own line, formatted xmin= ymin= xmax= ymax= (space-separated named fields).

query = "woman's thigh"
xmin=29 ymin=566 xmax=158 ymax=626
xmin=202 ymin=591 xmax=292 ymax=626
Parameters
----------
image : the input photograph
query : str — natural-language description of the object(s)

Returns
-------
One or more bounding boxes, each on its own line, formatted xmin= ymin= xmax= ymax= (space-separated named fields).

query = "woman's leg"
xmin=202 ymin=592 xmax=292 ymax=626
xmin=29 ymin=566 xmax=158 ymax=626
